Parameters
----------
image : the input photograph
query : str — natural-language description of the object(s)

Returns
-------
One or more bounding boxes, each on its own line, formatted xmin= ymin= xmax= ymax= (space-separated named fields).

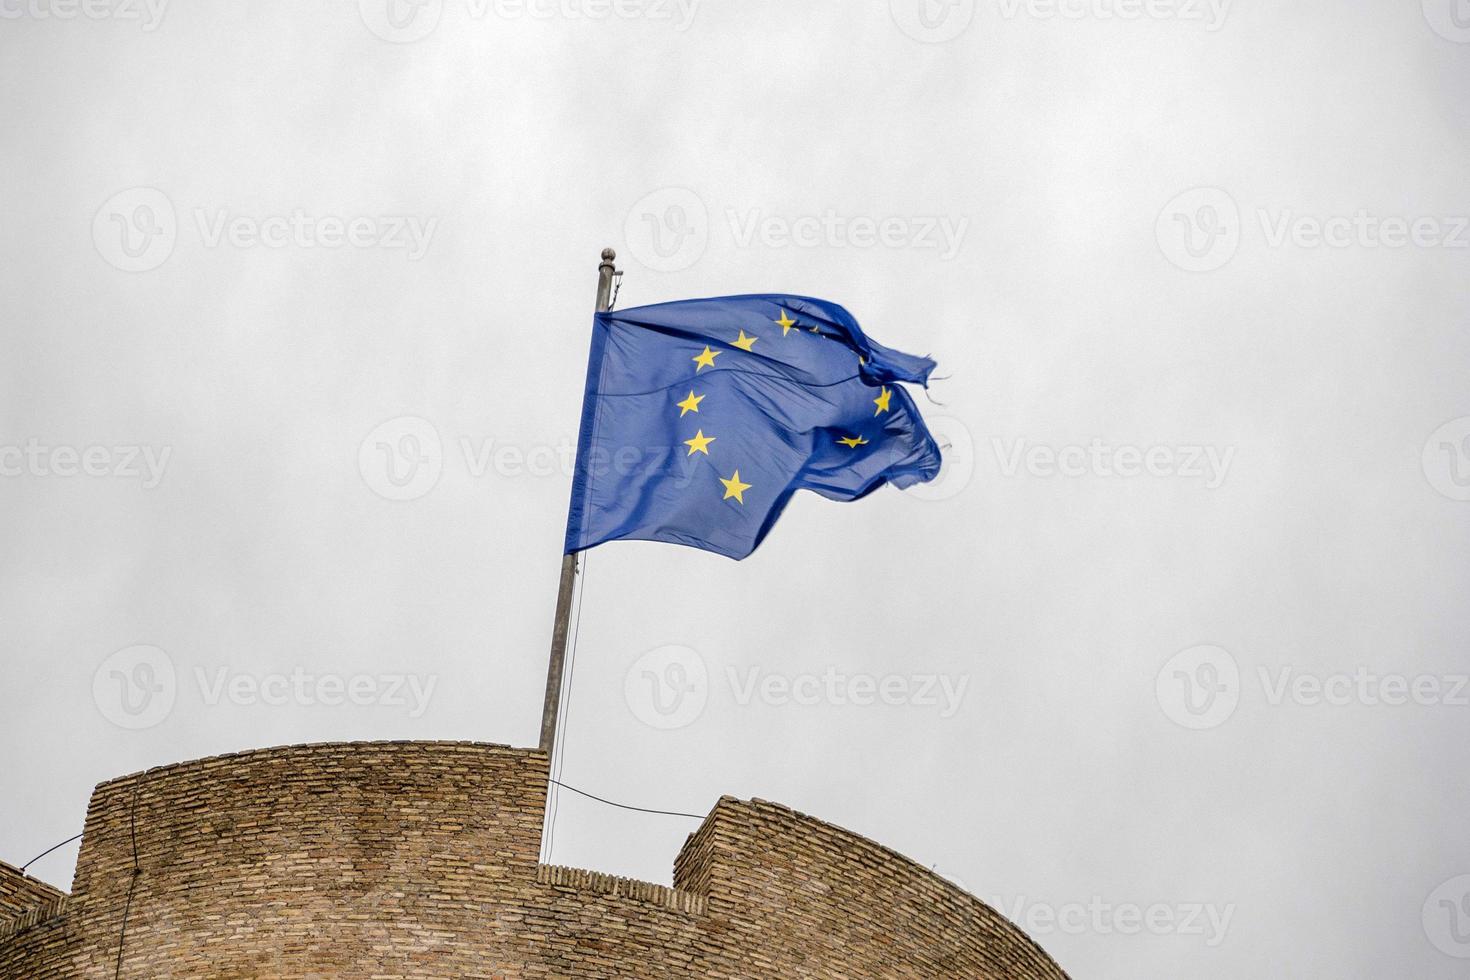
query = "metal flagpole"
xmin=539 ymin=247 xmax=618 ymax=756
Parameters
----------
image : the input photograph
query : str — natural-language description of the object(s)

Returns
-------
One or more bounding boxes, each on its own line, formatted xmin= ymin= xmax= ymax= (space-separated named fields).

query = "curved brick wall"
xmin=0 ymin=742 xmax=1069 ymax=979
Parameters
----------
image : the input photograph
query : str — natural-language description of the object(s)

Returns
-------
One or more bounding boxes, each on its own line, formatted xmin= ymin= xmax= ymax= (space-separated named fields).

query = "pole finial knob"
xmin=601 ymin=247 xmax=616 ymax=263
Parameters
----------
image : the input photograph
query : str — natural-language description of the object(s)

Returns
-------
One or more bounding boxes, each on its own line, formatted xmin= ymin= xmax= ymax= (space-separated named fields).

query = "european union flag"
xmin=564 ymin=295 xmax=942 ymax=560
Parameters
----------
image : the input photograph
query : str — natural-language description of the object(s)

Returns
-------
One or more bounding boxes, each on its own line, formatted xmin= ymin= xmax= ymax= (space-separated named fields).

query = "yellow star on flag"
xmin=684 ymin=430 xmax=716 ymax=456
xmin=732 ymin=330 xmax=758 ymax=352
xmin=775 ymin=310 xmax=798 ymax=336
xmin=873 ymin=386 xmax=892 ymax=415
xmin=719 ymin=469 xmax=751 ymax=504
xmin=676 ymin=390 xmax=704 ymax=417
xmin=693 ymin=346 xmax=720 ymax=371
xmin=838 ymin=435 xmax=869 ymax=448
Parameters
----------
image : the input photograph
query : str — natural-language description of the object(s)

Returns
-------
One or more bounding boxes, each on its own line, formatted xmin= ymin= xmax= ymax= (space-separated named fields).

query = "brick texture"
xmin=0 ymin=863 xmax=67 ymax=946
xmin=0 ymin=741 xmax=1069 ymax=979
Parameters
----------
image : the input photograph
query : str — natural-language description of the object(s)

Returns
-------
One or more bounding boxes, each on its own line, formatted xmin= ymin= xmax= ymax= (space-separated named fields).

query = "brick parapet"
xmin=0 ymin=741 xmax=1069 ymax=979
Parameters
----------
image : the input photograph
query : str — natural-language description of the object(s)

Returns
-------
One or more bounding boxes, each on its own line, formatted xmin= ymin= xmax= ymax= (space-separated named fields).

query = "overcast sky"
xmin=4 ymin=2 xmax=1470 ymax=977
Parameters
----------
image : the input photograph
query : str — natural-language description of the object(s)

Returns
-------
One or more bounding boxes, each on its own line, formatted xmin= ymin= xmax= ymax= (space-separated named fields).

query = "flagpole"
xmin=539 ymin=247 xmax=618 ymax=756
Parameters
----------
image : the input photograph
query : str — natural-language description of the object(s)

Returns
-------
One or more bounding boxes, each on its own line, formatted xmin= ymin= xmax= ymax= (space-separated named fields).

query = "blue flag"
xmin=564 ymin=295 xmax=942 ymax=560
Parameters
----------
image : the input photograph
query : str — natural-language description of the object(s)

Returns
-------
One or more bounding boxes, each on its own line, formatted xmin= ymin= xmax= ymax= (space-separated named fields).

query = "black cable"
xmin=19 ymin=833 xmax=82 ymax=873
xmin=15 ymin=771 xmax=705 ymax=903
xmin=548 ymin=779 xmax=704 ymax=821
xmin=112 ymin=771 xmax=146 ymax=980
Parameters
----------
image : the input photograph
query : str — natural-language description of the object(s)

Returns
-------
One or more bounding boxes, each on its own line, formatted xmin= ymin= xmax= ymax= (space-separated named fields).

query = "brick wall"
xmin=0 ymin=862 xmax=65 ymax=925
xmin=0 ymin=863 xmax=67 ymax=947
xmin=0 ymin=742 xmax=1069 ymax=979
